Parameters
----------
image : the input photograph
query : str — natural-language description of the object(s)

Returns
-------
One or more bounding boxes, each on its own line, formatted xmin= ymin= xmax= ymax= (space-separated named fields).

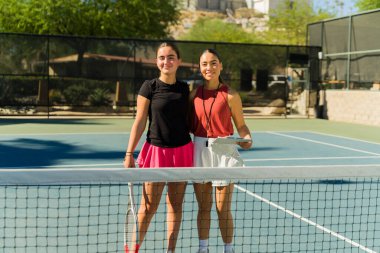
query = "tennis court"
xmin=1 ymin=118 xmax=380 ymax=252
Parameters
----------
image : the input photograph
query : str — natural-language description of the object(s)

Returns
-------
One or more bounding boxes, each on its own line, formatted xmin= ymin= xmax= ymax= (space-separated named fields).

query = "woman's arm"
xmin=123 ymin=95 xmax=150 ymax=168
xmin=228 ymin=88 xmax=252 ymax=150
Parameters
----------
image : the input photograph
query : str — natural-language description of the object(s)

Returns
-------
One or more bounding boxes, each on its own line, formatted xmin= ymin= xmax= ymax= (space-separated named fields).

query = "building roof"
xmin=49 ymin=53 xmax=195 ymax=68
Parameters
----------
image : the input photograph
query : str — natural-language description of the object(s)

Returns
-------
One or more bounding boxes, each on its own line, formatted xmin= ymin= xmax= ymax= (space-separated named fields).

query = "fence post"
xmin=114 ymin=81 xmax=129 ymax=112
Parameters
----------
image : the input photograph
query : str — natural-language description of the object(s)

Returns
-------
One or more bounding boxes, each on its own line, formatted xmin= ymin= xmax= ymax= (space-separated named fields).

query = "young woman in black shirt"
xmin=123 ymin=42 xmax=193 ymax=253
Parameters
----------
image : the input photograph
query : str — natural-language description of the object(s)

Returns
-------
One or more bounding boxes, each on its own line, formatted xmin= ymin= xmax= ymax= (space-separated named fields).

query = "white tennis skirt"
xmin=193 ymin=136 xmax=244 ymax=186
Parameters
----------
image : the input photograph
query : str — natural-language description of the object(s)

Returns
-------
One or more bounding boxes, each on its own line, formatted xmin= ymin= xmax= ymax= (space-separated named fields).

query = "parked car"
xmin=269 ymin=75 xmax=288 ymax=87
xmin=252 ymin=74 xmax=289 ymax=90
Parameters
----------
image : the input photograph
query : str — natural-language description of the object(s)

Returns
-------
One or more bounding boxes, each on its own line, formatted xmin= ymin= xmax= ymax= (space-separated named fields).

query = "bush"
xmin=62 ymin=84 xmax=90 ymax=105
xmin=88 ymin=88 xmax=112 ymax=106
xmin=0 ymin=81 xmax=15 ymax=105
xmin=239 ymin=91 xmax=253 ymax=105
xmin=49 ymin=89 xmax=63 ymax=105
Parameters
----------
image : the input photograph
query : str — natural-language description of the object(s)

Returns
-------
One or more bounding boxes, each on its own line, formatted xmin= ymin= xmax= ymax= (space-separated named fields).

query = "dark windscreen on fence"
xmin=0 ymin=33 xmax=320 ymax=117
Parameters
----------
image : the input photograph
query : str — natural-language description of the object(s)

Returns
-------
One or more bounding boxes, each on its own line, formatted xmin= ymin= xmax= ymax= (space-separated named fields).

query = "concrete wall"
xmin=323 ymin=90 xmax=380 ymax=126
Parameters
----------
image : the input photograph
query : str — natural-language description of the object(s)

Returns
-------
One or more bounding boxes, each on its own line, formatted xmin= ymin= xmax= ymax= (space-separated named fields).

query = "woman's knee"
xmin=215 ymin=185 xmax=233 ymax=214
xmin=216 ymin=205 xmax=231 ymax=218
xmin=194 ymin=183 xmax=213 ymax=209
xmin=140 ymin=201 xmax=159 ymax=216
xmin=167 ymin=186 xmax=186 ymax=213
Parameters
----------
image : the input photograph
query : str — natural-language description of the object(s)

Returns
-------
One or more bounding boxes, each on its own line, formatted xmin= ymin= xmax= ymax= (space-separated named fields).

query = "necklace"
xmin=202 ymin=83 xmax=221 ymax=137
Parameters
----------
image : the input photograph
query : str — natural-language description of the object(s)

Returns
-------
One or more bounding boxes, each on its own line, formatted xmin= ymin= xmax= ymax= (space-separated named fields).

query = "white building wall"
xmin=323 ymin=90 xmax=380 ymax=126
xmin=181 ymin=0 xmax=312 ymax=14
xmin=250 ymin=0 xmax=312 ymax=14
xmin=252 ymin=0 xmax=270 ymax=14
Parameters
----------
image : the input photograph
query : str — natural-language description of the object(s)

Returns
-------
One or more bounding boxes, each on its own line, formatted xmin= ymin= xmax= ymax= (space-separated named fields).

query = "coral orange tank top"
xmin=192 ymin=85 xmax=233 ymax=138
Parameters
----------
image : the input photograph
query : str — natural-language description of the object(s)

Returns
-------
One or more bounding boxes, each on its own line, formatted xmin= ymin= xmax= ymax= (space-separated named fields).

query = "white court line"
xmin=3 ymin=163 xmax=380 ymax=170
xmin=268 ymin=131 xmax=380 ymax=156
xmin=308 ymin=131 xmax=380 ymax=146
xmin=234 ymin=184 xmax=377 ymax=253
xmin=244 ymin=155 xmax=380 ymax=162
xmin=4 ymin=162 xmax=380 ymax=170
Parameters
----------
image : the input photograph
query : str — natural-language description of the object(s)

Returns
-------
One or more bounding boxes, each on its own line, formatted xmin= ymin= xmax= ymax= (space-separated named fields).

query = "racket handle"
xmin=125 ymin=244 xmax=140 ymax=253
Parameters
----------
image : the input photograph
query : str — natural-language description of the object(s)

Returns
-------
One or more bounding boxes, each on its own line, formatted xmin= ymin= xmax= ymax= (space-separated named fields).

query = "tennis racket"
xmin=124 ymin=182 xmax=139 ymax=253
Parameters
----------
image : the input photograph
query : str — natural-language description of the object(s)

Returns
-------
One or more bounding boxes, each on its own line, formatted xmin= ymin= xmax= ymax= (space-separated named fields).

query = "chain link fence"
xmin=0 ymin=33 xmax=320 ymax=118
xmin=308 ymin=9 xmax=380 ymax=91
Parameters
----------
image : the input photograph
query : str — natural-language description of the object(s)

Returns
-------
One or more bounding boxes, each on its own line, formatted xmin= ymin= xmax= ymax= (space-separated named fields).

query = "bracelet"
xmin=123 ymin=155 xmax=134 ymax=161
xmin=125 ymin=151 xmax=133 ymax=154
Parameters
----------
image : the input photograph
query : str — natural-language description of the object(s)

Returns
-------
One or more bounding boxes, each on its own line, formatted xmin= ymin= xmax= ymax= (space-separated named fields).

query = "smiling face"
xmin=156 ymin=46 xmax=181 ymax=76
xmin=199 ymin=51 xmax=223 ymax=83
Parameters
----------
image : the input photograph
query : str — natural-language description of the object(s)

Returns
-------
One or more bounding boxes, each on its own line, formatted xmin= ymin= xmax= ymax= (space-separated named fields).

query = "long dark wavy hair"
xmin=199 ymin=48 xmax=224 ymax=84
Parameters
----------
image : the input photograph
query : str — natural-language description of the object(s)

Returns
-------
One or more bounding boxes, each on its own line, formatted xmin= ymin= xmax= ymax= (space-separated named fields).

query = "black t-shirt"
xmin=138 ymin=78 xmax=191 ymax=147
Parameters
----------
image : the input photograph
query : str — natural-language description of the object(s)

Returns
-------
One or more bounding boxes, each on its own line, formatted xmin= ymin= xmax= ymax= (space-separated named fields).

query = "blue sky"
xmin=313 ymin=0 xmax=358 ymax=17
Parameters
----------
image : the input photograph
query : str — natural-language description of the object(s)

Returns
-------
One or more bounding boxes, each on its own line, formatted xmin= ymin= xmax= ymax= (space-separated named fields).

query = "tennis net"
xmin=1 ymin=165 xmax=380 ymax=253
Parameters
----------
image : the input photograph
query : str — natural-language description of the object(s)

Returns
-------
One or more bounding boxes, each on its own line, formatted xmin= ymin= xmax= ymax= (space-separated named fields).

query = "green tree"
xmin=0 ymin=0 xmax=179 ymax=39
xmin=267 ymin=0 xmax=331 ymax=45
xmin=314 ymin=0 xmax=346 ymax=17
xmin=179 ymin=18 xmax=265 ymax=43
xmin=0 ymin=0 xmax=180 ymax=76
xmin=356 ymin=0 xmax=380 ymax=11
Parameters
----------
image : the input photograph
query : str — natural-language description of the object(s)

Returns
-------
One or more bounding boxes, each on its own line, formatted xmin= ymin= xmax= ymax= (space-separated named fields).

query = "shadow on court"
xmin=0 ymin=119 xmax=110 ymax=126
xmin=0 ymin=138 xmax=123 ymax=168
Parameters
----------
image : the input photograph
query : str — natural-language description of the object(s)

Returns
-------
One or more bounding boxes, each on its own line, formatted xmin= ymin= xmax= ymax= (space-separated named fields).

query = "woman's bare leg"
xmin=137 ymin=182 xmax=165 ymax=247
xmin=166 ymin=182 xmax=187 ymax=252
xmin=215 ymin=183 xmax=234 ymax=244
xmin=193 ymin=182 xmax=213 ymax=240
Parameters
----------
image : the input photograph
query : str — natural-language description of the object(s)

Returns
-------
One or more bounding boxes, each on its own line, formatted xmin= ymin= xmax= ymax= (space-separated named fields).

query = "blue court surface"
xmin=1 ymin=130 xmax=380 ymax=252
xmin=1 ymin=131 xmax=379 ymax=169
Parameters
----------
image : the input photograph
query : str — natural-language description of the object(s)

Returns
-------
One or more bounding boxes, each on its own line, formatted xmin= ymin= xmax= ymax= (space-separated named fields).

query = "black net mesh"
xmin=1 ymin=167 xmax=380 ymax=253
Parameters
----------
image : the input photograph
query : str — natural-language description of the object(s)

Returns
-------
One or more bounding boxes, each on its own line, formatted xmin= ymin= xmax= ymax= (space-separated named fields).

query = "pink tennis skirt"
xmin=136 ymin=141 xmax=194 ymax=168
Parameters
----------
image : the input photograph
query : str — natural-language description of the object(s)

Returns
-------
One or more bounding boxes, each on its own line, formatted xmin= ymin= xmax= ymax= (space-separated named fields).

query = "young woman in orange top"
xmin=190 ymin=48 xmax=252 ymax=253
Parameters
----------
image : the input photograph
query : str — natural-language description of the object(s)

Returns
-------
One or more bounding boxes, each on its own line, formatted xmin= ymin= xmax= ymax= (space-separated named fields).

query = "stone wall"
xmin=322 ymin=90 xmax=380 ymax=126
